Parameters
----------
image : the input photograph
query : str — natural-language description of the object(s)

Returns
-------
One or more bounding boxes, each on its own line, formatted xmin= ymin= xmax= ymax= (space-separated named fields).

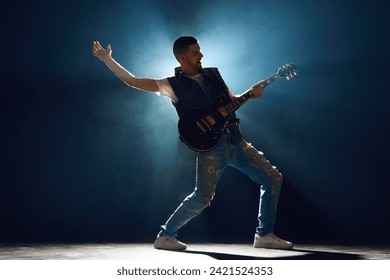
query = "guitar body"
xmin=178 ymin=96 xmax=232 ymax=152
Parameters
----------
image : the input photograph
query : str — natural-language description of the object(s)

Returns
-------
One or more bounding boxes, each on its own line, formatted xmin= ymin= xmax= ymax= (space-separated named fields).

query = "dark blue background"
xmin=1 ymin=0 xmax=389 ymax=245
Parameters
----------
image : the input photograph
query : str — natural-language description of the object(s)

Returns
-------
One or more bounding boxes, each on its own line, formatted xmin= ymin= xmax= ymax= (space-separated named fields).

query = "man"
xmin=92 ymin=36 xmax=293 ymax=250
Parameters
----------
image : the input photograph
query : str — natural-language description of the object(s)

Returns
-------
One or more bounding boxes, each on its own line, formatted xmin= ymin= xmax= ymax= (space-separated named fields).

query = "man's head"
xmin=173 ymin=36 xmax=203 ymax=75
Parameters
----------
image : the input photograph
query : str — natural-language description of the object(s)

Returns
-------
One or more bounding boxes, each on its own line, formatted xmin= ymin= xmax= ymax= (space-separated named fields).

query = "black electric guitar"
xmin=178 ymin=63 xmax=298 ymax=152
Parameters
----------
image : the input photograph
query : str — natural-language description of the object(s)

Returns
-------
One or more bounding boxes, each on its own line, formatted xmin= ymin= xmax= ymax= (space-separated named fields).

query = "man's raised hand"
xmin=92 ymin=41 xmax=112 ymax=62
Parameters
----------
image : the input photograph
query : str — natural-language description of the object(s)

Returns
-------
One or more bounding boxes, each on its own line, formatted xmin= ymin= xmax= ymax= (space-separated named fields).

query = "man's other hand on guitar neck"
xmin=248 ymin=81 xmax=264 ymax=99
xmin=229 ymin=80 xmax=264 ymax=102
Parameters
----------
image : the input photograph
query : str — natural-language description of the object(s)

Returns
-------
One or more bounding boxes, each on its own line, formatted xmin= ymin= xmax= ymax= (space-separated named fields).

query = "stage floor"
xmin=0 ymin=243 xmax=389 ymax=260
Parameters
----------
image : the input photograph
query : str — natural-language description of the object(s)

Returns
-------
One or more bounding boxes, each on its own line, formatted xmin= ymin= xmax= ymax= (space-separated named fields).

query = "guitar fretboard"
xmin=223 ymin=73 xmax=280 ymax=113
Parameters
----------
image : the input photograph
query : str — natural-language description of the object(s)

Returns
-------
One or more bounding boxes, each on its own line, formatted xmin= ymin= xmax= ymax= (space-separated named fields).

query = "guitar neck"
xmin=223 ymin=73 xmax=280 ymax=113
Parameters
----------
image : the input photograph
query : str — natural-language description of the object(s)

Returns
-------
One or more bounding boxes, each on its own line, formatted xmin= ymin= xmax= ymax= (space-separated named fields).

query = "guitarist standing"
xmin=92 ymin=36 xmax=293 ymax=250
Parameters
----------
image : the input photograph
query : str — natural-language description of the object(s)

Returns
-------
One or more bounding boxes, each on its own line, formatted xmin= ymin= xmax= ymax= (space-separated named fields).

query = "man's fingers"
xmin=92 ymin=41 xmax=107 ymax=57
xmin=250 ymin=83 xmax=264 ymax=99
xmin=93 ymin=41 xmax=103 ymax=50
xmin=95 ymin=41 xmax=102 ymax=48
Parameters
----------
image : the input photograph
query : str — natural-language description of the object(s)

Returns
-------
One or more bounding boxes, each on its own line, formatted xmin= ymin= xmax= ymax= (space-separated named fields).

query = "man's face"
xmin=180 ymin=43 xmax=204 ymax=72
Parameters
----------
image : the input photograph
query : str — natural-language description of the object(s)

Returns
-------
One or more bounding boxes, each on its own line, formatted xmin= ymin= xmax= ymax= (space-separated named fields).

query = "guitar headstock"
xmin=277 ymin=63 xmax=298 ymax=80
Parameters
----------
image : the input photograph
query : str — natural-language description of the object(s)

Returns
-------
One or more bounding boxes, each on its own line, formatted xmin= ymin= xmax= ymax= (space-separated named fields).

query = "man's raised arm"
xmin=92 ymin=41 xmax=159 ymax=93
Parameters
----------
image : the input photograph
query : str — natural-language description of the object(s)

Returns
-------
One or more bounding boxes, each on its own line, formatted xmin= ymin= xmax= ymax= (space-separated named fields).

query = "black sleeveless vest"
xmin=168 ymin=67 xmax=243 ymax=144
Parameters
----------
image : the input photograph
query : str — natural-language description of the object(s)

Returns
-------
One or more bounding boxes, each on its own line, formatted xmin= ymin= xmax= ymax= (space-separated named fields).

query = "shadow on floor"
xmin=182 ymin=248 xmax=363 ymax=260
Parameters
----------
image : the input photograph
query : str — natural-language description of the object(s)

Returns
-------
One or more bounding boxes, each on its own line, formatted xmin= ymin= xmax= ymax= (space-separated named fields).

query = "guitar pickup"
xmin=196 ymin=121 xmax=207 ymax=133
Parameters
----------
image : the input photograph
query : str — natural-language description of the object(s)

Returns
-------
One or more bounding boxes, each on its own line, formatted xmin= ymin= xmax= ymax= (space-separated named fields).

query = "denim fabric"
xmin=168 ymin=67 xmax=228 ymax=116
xmin=160 ymin=134 xmax=283 ymax=238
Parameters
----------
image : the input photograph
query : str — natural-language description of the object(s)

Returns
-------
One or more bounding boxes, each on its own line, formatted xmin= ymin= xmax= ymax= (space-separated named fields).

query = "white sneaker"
xmin=253 ymin=233 xmax=294 ymax=249
xmin=154 ymin=235 xmax=187 ymax=251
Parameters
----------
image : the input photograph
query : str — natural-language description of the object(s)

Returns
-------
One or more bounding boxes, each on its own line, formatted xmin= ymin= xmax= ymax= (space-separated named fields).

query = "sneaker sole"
xmin=254 ymin=242 xmax=294 ymax=250
xmin=154 ymin=245 xmax=187 ymax=251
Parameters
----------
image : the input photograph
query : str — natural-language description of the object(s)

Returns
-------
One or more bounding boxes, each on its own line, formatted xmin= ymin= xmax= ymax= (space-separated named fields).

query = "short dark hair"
xmin=173 ymin=36 xmax=198 ymax=61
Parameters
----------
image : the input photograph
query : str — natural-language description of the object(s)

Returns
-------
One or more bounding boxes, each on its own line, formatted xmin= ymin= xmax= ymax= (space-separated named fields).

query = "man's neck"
xmin=181 ymin=66 xmax=201 ymax=76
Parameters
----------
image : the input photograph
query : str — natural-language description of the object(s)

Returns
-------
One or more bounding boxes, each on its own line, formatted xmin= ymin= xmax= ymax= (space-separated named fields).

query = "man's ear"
xmin=178 ymin=54 xmax=187 ymax=65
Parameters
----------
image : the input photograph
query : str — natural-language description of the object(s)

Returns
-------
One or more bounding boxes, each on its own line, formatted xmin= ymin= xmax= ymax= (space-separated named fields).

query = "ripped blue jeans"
xmin=159 ymin=134 xmax=283 ymax=238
